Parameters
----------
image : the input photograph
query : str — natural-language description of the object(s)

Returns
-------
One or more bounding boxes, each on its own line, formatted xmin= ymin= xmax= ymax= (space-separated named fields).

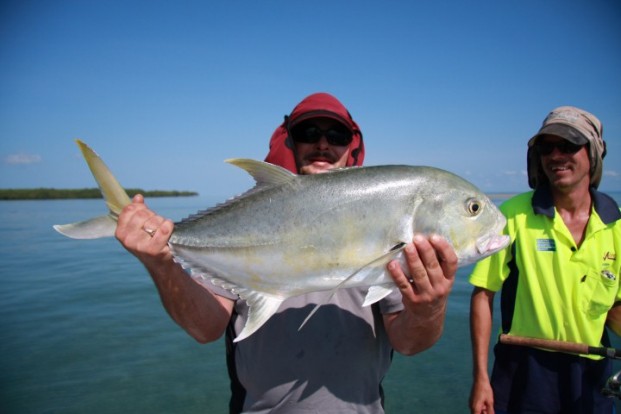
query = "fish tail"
xmin=53 ymin=140 xmax=131 ymax=239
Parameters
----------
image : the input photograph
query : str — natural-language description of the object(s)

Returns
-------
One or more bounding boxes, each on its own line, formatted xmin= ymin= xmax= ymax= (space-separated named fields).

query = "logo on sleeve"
xmin=536 ymin=239 xmax=556 ymax=252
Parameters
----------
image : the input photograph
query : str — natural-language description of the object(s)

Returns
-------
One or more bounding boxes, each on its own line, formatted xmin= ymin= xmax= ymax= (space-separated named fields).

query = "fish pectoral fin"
xmin=357 ymin=243 xmax=405 ymax=306
xmin=53 ymin=215 xmax=117 ymax=239
xmin=233 ymin=291 xmax=284 ymax=343
xmin=298 ymin=302 xmax=323 ymax=332
xmin=298 ymin=244 xmax=408 ymax=331
xmin=363 ymin=285 xmax=394 ymax=307
xmin=333 ymin=242 xmax=407 ymax=289
xmin=390 ymin=242 xmax=407 ymax=252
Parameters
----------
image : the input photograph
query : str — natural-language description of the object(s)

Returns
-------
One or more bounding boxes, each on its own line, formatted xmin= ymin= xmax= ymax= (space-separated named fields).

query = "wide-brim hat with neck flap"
xmin=527 ymin=106 xmax=606 ymax=189
xmin=264 ymin=93 xmax=365 ymax=173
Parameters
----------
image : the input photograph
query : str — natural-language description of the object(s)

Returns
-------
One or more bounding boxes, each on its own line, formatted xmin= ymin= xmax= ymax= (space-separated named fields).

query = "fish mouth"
xmin=457 ymin=232 xmax=510 ymax=267
xmin=476 ymin=234 xmax=510 ymax=257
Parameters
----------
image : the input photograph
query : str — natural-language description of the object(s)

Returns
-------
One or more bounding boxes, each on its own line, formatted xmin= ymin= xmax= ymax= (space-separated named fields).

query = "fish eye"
xmin=466 ymin=198 xmax=482 ymax=216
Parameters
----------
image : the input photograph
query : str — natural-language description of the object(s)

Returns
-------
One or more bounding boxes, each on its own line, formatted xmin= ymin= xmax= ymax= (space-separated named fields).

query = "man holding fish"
xmin=115 ymin=93 xmax=459 ymax=413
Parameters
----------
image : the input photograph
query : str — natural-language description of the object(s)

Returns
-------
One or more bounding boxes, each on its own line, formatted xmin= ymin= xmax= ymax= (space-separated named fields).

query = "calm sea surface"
xmin=2 ymin=193 xmax=620 ymax=413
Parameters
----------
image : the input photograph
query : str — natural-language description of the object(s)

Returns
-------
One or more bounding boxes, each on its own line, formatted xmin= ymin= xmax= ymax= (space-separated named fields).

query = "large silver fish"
xmin=55 ymin=140 xmax=509 ymax=342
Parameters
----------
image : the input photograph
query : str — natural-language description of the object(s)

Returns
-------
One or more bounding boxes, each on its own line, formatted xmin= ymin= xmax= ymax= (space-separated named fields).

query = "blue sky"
xmin=1 ymin=0 xmax=620 ymax=198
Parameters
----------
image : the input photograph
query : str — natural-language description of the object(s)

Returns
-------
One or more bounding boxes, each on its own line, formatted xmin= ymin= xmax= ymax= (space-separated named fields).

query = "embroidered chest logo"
xmin=603 ymin=251 xmax=616 ymax=261
xmin=536 ymin=239 xmax=556 ymax=252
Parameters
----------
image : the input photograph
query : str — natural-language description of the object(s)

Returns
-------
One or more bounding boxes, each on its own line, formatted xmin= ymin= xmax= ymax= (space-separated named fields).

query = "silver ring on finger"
xmin=142 ymin=226 xmax=157 ymax=237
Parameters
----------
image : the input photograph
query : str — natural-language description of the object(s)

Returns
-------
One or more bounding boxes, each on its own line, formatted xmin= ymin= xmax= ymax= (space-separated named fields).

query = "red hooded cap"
xmin=264 ymin=93 xmax=365 ymax=173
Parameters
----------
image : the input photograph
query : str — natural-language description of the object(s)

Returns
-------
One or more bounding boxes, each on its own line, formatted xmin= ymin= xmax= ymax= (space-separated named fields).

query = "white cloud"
xmin=4 ymin=153 xmax=42 ymax=165
xmin=603 ymin=170 xmax=619 ymax=177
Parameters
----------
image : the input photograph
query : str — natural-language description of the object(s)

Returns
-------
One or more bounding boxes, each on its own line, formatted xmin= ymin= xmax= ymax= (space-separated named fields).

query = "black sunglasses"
xmin=536 ymin=141 xmax=585 ymax=156
xmin=290 ymin=123 xmax=353 ymax=146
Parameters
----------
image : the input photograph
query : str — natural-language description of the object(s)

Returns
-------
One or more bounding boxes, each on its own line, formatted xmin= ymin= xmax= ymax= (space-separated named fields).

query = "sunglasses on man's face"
xmin=290 ymin=123 xmax=353 ymax=146
xmin=536 ymin=140 xmax=585 ymax=156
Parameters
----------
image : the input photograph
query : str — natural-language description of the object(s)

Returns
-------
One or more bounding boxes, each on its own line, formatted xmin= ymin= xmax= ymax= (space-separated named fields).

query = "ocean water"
xmin=1 ymin=193 xmax=620 ymax=413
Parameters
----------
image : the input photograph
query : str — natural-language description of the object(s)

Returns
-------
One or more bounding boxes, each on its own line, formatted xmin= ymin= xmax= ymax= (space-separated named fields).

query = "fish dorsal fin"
xmin=75 ymin=139 xmax=131 ymax=217
xmin=175 ymin=160 xmax=296 ymax=229
xmin=226 ymin=158 xmax=297 ymax=187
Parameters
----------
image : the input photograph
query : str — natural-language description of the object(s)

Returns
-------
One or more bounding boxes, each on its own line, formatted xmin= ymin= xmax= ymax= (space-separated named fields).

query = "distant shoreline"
xmin=0 ymin=188 xmax=198 ymax=200
xmin=1 ymin=188 xmax=514 ymax=201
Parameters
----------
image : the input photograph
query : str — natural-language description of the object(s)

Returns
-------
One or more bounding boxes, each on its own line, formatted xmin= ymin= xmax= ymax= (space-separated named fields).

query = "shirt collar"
xmin=532 ymin=186 xmax=621 ymax=224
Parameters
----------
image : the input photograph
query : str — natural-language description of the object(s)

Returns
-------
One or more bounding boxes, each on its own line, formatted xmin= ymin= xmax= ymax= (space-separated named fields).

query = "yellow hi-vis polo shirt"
xmin=470 ymin=188 xmax=621 ymax=357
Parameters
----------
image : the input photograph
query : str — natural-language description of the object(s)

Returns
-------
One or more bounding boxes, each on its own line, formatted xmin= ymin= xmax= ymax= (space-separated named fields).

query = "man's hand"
xmin=115 ymin=194 xmax=175 ymax=267
xmin=383 ymin=234 xmax=458 ymax=355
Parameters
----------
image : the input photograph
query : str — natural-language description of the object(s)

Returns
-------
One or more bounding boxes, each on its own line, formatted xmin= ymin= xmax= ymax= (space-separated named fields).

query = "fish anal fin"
xmin=234 ymin=291 xmax=284 ymax=342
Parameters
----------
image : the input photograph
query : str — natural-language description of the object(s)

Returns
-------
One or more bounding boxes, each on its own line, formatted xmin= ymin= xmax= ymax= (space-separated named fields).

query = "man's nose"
xmin=315 ymin=135 xmax=330 ymax=148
